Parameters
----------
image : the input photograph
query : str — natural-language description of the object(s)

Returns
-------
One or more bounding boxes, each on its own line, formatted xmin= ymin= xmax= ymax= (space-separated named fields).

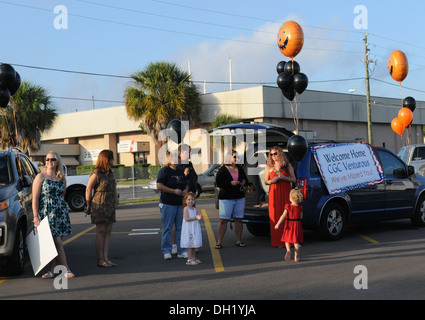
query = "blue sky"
xmin=1 ymin=0 xmax=425 ymax=114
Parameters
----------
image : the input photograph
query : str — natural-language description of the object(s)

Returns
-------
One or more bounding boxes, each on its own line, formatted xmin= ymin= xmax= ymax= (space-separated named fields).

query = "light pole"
xmin=349 ymin=88 xmax=372 ymax=144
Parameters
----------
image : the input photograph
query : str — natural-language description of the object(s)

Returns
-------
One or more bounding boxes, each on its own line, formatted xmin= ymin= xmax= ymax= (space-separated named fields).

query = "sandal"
xmin=214 ymin=244 xmax=223 ymax=249
xmin=105 ymin=258 xmax=117 ymax=267
xmin=64 ymin=270 xmax=75 ymax=278
xmin=186 ymin=259 xmax=199 ymax=265
xmin=97 ymin=258 xmax=113 ymax=268
xmin=235 ymin=242 xmax=246 ymax=247
xmin=41 ymin=271 xmax=54 ymax=279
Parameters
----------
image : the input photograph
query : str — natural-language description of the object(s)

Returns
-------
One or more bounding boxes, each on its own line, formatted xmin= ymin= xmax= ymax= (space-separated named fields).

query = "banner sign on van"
xmin=312 ymin=143 xmax=384 ymax=194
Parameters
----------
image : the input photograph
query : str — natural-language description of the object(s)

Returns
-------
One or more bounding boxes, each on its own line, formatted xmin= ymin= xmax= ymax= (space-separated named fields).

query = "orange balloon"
xmin=388 ymin=50 xmax=408 ymax=83
xmin=277 ymin=21 xmax=304 ymax=59
xmin=391 ymin=117 xmax=405 ymax=136
xmin=398 ymin=107 xmax=413 ymax=127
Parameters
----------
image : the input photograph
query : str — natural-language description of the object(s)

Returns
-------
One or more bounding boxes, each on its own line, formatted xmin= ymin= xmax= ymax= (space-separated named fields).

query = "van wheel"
xmin=319 ymin=203 xmax=346 ymax=241
xmin=412 ymin=195 xmax=425 ymax=227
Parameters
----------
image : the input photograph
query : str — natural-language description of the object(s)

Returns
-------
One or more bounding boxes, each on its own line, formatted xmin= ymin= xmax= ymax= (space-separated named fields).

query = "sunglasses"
xmin=45 ymin=158 xmax=57 ymax=162
xmin=270 ymin=152 xmax=278 ymax=156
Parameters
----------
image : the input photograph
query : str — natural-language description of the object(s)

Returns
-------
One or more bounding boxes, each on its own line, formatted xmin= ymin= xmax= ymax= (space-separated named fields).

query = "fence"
xmin=74 ymin=164 xmax=162 ymax=201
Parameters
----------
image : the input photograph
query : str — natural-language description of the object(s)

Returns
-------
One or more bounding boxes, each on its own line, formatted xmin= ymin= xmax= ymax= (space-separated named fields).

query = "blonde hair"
xmin=44 ymin=151 xmax=65 ymax=182
xmin=289 ymin=188 xmax=303 ymax=204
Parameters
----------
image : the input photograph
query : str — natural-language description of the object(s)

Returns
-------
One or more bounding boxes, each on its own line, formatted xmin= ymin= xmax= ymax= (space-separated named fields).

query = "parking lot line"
xmin=202 ymin=209 xmax=224 ymax=273
xmin=63 ymin=225 xmax=96 ymax=245
xmin=356 ymin=233 xmax=380 ymax=244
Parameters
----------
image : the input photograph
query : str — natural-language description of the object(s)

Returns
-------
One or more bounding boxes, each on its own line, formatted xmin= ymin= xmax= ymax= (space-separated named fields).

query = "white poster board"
xmin=312 ymin=143 xmax=384 ymax=194
xmin=26 ymin=218 xmax=58 ymax=276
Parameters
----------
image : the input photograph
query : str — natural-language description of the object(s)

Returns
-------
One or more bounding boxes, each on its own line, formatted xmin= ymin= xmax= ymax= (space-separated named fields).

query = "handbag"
xmin=26 ymin=218 xmax=58 ymax=276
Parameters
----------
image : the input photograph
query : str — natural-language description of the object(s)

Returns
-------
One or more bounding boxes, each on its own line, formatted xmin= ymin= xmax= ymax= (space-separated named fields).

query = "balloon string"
xmin=290 ymin=94 xmax=299 ymax=134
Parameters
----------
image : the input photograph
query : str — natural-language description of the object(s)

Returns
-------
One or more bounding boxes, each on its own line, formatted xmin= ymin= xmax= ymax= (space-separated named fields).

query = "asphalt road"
xmin=1 ymin=196 xmax=425 ymax=306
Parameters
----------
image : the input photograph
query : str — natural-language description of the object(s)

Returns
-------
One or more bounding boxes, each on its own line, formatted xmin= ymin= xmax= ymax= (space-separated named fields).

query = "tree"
xmin=211 ymin=114 xmax=240 ymax=129
xmin=0 ymin=81 xmax=57 ymax=152
xmin=124 ymin=62 xmax=202 ymax=142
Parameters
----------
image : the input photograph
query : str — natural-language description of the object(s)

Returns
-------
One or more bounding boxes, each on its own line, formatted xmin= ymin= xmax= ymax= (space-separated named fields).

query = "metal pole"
xmin=363 ymin=33 xmax=372 ymax=145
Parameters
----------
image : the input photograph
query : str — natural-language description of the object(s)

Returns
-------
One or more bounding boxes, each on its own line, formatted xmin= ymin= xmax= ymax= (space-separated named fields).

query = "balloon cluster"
xmin=276 ymin=21 xmax=309 ymax=161
xmin=276 ymin=21 xmax=308 ymax=101
xmin=0 ymin=64 xmax=21 ymax=108
xmin=391 ymin=96 xmax=416 ymax=136
xmin=387 ymin=50 xmax=416 ymax=139
xmin=276 ymin=60 xmax=308 ymax=100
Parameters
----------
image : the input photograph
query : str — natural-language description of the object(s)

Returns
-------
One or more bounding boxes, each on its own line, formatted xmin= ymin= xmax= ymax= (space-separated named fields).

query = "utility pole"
xmin=362 ymin=33 xmax=372 ymax=145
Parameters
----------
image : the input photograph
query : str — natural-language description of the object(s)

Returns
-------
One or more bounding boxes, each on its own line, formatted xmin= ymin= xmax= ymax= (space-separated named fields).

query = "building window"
xmin=134 ymin=152 xmax=148 ymax=164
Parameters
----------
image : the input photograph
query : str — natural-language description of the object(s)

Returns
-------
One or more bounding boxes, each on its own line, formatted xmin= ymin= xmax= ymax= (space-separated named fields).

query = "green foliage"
xmin=124 ymin=61 xmax=202 ymax=141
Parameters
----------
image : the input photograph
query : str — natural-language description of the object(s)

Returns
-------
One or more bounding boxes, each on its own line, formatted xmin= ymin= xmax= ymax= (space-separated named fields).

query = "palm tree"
xmin=0 ymin=81 xmax=57 ymax=152
xmin=124 ymin=62 xmax=202 ymax=142
xmin=211 ymin=114 xmax=240 ymax=129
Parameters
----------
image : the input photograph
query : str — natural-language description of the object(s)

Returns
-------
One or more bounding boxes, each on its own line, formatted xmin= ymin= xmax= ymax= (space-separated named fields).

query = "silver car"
xmin=147 ymin=164 xmax=220 ymax=197
xmin=398 ymin=144 xmax=425 ymax=176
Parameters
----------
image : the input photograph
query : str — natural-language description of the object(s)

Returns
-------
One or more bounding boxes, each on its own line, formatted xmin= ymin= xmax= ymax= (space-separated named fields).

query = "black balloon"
xmin=167 ymin=119 xmax=186 ymax=144
xmin=0 ymin=64 xmax=16 ymax=88
xmin=276 ymin=61 xmax=286 ymax=74
xmin=8 ymin=72 xmax=21 ymax=96
xmin=403 ymin=96 xmax=416 ymax=112
xmin=287 ymin=134 xmax=308 ymax=161
xmin=0 ymin=86 xmax=10 ymax=108
xmin=277 ymin=73 xmax=293 ymax=91
xmin=293 ymin=73 xmax=308 ymax=94
xmin=281 ymin=89 xmax=295 ymax=101
xmin=284 ymin=60 xmax=300 ymax=76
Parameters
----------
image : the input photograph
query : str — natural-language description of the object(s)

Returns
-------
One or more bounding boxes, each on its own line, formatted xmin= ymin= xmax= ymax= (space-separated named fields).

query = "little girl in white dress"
xmin=180 ymin=192 xmax=203 ymax=265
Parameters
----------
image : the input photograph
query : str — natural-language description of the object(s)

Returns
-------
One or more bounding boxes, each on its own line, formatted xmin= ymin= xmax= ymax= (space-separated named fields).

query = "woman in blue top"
xmin=33 ymin=151 xmax=74 ymax=279
xmin=156 ymin=150 xmax=189 ymax=260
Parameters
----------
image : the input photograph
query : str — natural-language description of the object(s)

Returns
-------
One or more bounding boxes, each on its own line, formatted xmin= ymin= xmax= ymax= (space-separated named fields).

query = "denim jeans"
xmin=159 ymin=203 xmax=186 ymax=255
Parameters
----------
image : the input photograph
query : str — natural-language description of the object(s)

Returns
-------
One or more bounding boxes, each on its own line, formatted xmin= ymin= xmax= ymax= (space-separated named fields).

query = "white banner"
xmin=312 ymin=143 xmax=384 ymax=194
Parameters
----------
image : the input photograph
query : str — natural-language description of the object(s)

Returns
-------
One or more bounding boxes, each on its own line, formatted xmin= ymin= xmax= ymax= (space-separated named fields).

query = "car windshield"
xmin=397 ymin=147 xmax=409 ymax=163
xmin=0 ymin=157 xmax=11 ymax=185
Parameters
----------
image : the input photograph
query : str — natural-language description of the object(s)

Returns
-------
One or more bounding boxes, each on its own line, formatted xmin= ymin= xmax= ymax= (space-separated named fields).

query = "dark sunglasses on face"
xmin=46 ymin=158 xmax=57 ymax=162
xmin=270 ymin=152 xmax=278 ymax=156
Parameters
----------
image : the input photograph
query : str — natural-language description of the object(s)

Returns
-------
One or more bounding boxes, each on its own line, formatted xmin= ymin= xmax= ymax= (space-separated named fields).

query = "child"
xmin=275 ymin=188 xmax=303 ymax=262
xmin=180 ymin=192 xmax=203 ymax=265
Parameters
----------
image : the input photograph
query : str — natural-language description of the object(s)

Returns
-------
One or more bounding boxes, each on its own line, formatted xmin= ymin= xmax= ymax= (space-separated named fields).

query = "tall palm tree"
xmin=0 ymin=81 xmax=57 ymax=152
xmin=124 ymin=62 xmax=202 ymax=142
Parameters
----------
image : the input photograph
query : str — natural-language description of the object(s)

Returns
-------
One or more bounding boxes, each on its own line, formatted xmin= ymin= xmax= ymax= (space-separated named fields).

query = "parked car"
xmin=243 ymin=142 xmax=425 ymax=240
xmin=397 ymin=144 xmax=425 ymax=176
xmin=0 ymin=147 xmax=37 ymax=275
xmin=146 ymin=164 xmax=221 ymax=198
xmin=196 ymin=164 xmax=220 ymax=196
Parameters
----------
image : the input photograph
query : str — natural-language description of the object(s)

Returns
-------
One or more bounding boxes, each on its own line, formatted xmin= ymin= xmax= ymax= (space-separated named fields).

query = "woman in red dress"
xmin=265 ymin=146 xmax=296 ymax=247
xmin=275 ymin=189 xmax=303 ymax=262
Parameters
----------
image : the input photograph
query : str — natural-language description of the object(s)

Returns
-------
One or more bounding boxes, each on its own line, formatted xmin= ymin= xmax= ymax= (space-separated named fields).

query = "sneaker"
xmin=172 ymin=244 xmax=178 ymax=255
xmin=177 ymin=252 xmax=187 ymax=259
xmin=163 ymin=253 xmax=172 ymax=260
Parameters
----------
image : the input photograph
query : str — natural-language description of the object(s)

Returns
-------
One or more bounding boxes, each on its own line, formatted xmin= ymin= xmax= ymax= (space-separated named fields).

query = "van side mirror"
xmin=408 ymin=165 xmax=415 ymax=176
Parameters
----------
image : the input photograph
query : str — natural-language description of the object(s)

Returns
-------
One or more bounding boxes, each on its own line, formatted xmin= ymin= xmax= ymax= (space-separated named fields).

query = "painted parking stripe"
xmin=202 ymin=209 xmax=224 ymax=273
xmin=356 ymin=233 xmax=380 ymax=244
